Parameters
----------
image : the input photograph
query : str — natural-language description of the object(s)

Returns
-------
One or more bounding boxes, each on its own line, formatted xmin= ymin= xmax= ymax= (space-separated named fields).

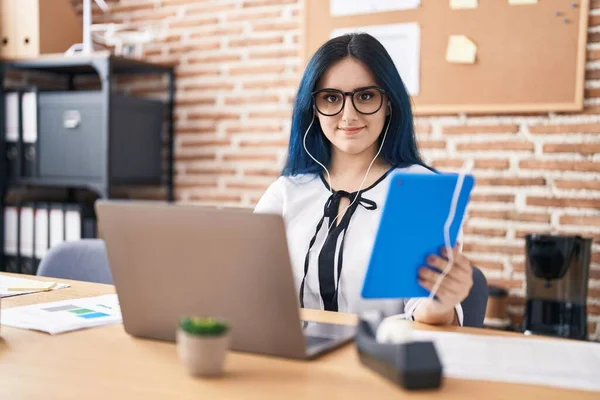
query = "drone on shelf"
xmin=65 ymin=0 xmax=161 ymax=58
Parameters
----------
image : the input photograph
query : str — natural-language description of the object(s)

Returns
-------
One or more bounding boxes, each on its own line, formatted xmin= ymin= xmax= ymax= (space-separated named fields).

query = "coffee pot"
xmin=523 ymin=234 xmax=592 ymax=340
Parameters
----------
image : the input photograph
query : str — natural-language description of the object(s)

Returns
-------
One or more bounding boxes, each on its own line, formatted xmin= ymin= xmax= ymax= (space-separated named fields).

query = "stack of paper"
xmin=0 ymin=275 xmax=70 ymax=298
xmin=1 ymin=294 xmax=122 ymax=334
xmin=412 ymin=330 xmax=600 ymax=392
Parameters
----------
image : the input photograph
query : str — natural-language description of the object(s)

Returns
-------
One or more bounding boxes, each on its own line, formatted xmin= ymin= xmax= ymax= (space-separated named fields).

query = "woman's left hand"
xmin=415 ymin=244 xmax=474 ymax=325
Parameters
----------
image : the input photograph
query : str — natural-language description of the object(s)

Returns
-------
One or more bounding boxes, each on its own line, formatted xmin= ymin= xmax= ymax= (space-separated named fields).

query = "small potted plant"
xmin=176 ymin=316 xmax=231 ymax=377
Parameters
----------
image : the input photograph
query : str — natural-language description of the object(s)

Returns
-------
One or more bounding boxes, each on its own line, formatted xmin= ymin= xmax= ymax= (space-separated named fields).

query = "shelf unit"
xmin=0 ymin=51 xmax=176 ymax=273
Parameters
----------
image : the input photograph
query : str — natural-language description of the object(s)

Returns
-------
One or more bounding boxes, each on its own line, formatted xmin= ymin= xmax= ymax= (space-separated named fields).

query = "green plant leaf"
xmin=179 ymin=316 xmax=229 ymax=336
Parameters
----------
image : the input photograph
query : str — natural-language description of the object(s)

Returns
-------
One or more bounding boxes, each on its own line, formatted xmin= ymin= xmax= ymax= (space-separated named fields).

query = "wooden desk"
xmin=0 ymin=274 xmax=596 ymax=399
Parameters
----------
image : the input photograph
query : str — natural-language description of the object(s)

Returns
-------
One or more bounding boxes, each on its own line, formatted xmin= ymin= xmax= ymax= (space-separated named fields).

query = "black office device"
xmin=355 ymin=317 xmax=443 ymax=391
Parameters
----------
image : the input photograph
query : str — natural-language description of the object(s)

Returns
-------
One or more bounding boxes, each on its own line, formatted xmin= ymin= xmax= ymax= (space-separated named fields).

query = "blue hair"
xmin=282 ymin=33 xmax=431 ymax=176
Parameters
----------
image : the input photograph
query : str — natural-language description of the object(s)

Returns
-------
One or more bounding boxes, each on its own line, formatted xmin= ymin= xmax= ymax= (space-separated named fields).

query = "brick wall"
xmin=93 ymin=0 xmax=600 ymax=340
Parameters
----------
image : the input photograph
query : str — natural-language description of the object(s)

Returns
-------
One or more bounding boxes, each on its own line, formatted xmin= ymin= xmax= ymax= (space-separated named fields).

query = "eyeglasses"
xmin=311 ymin=86 xmax=386 ymax=116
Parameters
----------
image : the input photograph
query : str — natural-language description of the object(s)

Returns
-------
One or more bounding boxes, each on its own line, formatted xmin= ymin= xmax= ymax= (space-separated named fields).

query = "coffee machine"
xmin=523 ymin=234 xmax=592 ymax=340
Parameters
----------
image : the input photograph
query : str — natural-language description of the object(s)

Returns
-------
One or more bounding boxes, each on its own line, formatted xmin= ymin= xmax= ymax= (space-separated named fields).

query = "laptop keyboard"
xmin=305 ymin=335 xmax=335 ymax=347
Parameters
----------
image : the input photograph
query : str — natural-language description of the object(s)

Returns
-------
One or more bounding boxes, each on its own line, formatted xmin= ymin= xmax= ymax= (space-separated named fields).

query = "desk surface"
xmin=0 ymin=273 xmax=596 ymax=400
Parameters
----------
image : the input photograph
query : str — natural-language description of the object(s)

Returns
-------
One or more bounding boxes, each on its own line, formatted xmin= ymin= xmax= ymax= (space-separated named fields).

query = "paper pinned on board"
xmin=508 ymin=0 xmax=538 ymax=4
xmin=0 ymin=294 xmax=122 ymax=335
xmin=0 ymin=275 xmax=70 ymax=298
xmin=446 ymin=35 xmax=477 ymax=64
xmin=330 ymin=0 xmax=420 ymax=17
xmin=450 ymin=0 xmax=478 ymax=9
xmin=330 ymin=23 xmax=421 ymax=95
xmin=411 ymin=330 xmax=600 ymax=392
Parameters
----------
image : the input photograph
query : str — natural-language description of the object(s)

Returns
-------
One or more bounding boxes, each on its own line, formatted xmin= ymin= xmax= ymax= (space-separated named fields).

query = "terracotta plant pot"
xmin=176 ymin=328 xmax=231 ymax=377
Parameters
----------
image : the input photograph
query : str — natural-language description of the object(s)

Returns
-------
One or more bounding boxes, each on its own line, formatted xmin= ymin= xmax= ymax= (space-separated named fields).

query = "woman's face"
xmin=313 ymin=57 xmax=389 ymax=160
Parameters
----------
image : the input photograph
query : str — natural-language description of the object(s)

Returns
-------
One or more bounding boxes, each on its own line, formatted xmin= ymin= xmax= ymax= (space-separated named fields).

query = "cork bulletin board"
xmin=302 ymin=0 xmax=590 ymax=115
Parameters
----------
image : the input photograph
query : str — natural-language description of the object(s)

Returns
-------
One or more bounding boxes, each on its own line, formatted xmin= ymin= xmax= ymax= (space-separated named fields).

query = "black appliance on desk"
xmin=523 ymin=234 xmax=592 ymax=341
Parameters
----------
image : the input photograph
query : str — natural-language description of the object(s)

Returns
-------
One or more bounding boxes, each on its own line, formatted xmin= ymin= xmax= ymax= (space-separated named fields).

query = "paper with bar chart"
xmin=1 ymin=294 xmax=122 ymax=334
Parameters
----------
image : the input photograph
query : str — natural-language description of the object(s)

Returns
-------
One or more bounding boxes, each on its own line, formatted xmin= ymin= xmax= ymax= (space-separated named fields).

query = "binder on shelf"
xmin=2 ymin=202 xmax=97 ymax=275
xmin=48 ymin=204 xmax=64 ymax=249
xmin=65 ymin=206 xmax=82 ymax=242
xmin=66 ymin=202 xmax=97 ymax=241
xmin=3 ymin=89 xmax=38 ymax=181
xmin=4 ymin=92 xmax=20 ymax=181
xmin=3 ymin=206 xmax=19 ymax=274
xmin=34 ymin=204 xmax=49 ymax=262
xmin=19 ymin=204 xmax=35 ymax=275
xmin=21 ymin=91 xmax=38 ymax=178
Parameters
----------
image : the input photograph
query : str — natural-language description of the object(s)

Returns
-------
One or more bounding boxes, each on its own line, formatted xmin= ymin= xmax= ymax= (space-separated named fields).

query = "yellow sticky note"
xmin=446 ymin=35 xmax=477 ymax=64
xmin=508 ymin=0 xmax=538 ymax=4
xmin=450 ymin=0 xmax=478 ymax=9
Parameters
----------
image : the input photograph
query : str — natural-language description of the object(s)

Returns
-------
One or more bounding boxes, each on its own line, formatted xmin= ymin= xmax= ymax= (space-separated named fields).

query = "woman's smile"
xmin=337 ymin=125 xmax=365 ymax=135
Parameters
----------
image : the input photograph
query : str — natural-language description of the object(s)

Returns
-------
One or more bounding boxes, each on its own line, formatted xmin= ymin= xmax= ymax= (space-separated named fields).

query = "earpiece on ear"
xmin=386 ymin=102 xmax=392 ymax=115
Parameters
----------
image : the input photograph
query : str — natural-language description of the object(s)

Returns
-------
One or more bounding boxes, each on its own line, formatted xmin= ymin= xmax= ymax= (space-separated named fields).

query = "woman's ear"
xmin=314 ymin=106 xmax=325 ymax=126
xmin=386 ymin=102 xmax=392 ymax=116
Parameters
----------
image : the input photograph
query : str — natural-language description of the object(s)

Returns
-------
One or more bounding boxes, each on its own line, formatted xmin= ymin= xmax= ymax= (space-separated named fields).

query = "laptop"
xmin=94 ymin=200 xmax=355 ymax=360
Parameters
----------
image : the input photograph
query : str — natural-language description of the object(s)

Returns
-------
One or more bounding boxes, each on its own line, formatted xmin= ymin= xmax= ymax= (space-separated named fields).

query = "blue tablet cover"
xmin=361 ymin=171 xmax=475 ymax=299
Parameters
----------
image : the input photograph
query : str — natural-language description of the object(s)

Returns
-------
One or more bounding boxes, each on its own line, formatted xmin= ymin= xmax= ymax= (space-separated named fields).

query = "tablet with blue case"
xmin=361 ymin=171 xmax=475 ymax=299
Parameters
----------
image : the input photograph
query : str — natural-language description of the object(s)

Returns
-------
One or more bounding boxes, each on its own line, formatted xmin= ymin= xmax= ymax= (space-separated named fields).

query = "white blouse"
xmin=254 ymin=164 xmax=463 ymax=325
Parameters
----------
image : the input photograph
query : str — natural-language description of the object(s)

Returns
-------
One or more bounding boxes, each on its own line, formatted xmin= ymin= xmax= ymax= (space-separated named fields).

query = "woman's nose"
xmin=341 ymin=95 xmax=358 ymax=121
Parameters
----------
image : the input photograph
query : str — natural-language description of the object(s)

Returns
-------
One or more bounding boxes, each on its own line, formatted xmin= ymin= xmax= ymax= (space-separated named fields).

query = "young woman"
xmin=254 ymin=33 xmax=474 ymax=326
